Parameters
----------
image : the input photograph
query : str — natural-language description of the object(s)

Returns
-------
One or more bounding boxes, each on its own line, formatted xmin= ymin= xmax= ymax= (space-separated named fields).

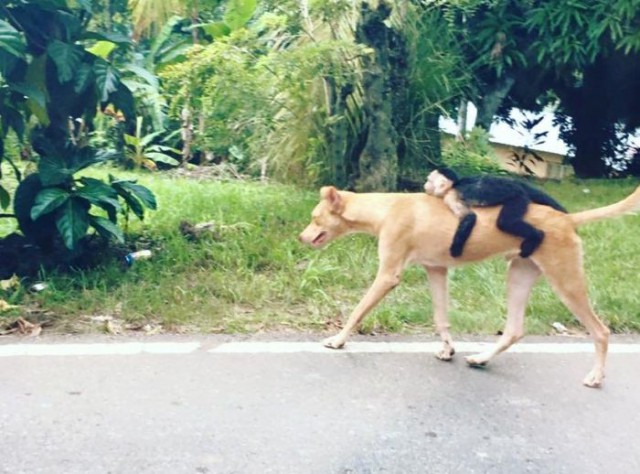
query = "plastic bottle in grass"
xmin=125 ymin=250 xmax=152 ymax=265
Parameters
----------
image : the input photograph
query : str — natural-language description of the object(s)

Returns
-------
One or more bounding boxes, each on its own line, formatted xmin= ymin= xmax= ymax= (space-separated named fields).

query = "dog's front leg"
xmin=424 ymin=266 xmax=455 ymax=360
xmin=323 ymin=257 xmax=403 ymax=349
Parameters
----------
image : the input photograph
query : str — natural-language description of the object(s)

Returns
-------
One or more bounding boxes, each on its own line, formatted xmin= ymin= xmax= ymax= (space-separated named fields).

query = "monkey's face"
xmin=424 ymin=171 xmax=453 ymax=197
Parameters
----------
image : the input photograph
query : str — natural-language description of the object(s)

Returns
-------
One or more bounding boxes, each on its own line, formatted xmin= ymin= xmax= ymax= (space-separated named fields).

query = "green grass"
xmin=2 ymin=168 xmax=640 ymax=336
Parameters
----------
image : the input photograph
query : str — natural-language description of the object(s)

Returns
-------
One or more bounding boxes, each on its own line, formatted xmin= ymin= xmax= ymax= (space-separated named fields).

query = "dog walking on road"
xmin=299 ymin=184 xmax=640 ymax=388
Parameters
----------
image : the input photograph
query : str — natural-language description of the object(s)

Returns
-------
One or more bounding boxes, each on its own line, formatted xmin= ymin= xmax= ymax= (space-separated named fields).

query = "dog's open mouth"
xmin=311 ymin=231 xmax=328 ymax=247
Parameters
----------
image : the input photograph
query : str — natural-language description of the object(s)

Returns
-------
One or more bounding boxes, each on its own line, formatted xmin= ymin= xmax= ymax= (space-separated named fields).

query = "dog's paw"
xmin=322 ymin=336 xmax=346 ymax=350
xmin=435 ymin=346 xmax=455 ymax=361
xmin=582 ymin=369 xmax=605 ymax=388
xmin=465 ymin=354 xmax=488 ymax=368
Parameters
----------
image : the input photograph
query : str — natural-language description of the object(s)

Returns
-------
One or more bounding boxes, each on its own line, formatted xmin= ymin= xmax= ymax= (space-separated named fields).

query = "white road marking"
xmin=208 ymin=341 xmax=640 ymax=354
xmin=0 ymin=340 xmax=639 ymax=357
xmin=0 ymin=342 xmax=201 ymax=357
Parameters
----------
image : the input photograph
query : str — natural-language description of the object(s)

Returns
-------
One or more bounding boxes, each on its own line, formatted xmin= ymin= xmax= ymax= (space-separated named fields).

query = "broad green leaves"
xmin=94 ymin=59 xmax=120 ymax=102
xmin=38 ymin=148 xmax=115 ymax=186
xmin=0 ymin=20 xmax=26 ymax=58
xmin=55 ymin=198 xmax=91 ymax=250
xmin=89 ymin=216 xmax=124 ymax=243
xmin=31 ymin=188 xmax=70 ymax=220
xmin=196 ymin=0 xmax=258 ymax=39
xmin=1 ymin=0 xmax=157 ymax=251
xmin=77 ymin=178 xmax=121 ymax=222
xmin=224 ymin=0 xmax=257 ymax=30
xmin=18 ymin=170 xmax=156 ymax=250
xmin=0 ymin=186 xmax=9 ymax=210
xmin=0 ymin=20 xmax=28 ymax=139
xmin=144 ymin=147 xmax=181 ymax=166
xmin=29 ymin=0 xmax=70 ymax=10
xmin=38 ymin=155 xmax=78 ymax=187
xmin=123 ymin=117 xmax=180 ymax=169
xmin=24 ymin=55 xmax=50 ymax=125
xmin=77 ymin=178 xmax=122 ymax=213
xmin=86 ymin=40 xmax=117 ymax=60
xmin=110 ymin=177 xmax=157 ymax=220
xmin=47 ymin=40 xmax=85 ymax=83
xmin=198 ymin=22 xmax=231 ymax=39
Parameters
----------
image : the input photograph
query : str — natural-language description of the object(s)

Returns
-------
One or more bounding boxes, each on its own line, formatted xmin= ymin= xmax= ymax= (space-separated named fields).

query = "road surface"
xmin=1 ymin=334 xmax=639 ymax=474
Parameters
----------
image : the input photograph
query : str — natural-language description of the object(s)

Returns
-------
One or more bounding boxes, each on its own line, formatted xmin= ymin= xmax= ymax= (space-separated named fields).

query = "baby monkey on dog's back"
xmin=424 ymin=168 xmax=567 ymax=258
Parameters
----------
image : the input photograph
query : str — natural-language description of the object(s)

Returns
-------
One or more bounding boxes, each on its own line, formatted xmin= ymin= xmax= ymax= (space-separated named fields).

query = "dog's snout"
xmin=298 ymin=230 xmax=310 ymax=244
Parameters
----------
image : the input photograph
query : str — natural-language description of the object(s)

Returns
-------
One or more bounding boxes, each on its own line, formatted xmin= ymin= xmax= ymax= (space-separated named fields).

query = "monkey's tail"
xmin=570 ymin=185 xmax=640 ymax=227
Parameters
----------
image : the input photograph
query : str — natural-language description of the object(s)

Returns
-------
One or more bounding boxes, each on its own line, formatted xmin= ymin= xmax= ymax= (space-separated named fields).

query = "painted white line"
xmin=0 ymin=342 xmax=201 ymax=357
xmin=0 ymin=341 xmax=639 ymax=357
xmin=209 ymin=341 xmax=640 ymax=354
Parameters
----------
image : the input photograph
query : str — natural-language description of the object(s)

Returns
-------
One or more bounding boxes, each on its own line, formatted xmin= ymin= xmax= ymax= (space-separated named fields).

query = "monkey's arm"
xmin=449 ymin=213 xmax=477 ymax=257
xmin=443 ymin=190 xmax=473 ymax=218
xmin=442 ymin=189 xmax=477 ymax=257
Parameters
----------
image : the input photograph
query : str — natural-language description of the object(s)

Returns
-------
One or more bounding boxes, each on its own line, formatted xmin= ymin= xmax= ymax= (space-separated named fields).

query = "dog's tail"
xmin=571 ymin=185 xmax=640 ymax=227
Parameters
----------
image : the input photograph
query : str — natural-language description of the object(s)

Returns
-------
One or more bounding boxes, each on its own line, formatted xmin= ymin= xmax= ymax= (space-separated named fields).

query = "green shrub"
xmin=441 ymin=128 xmax=506 ymax=176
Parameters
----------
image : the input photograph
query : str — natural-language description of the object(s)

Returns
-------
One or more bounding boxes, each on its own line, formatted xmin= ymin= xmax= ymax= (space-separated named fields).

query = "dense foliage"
xmin=437 ymin=0 xmax=640 ymax=177
xmin=0 ymin=0 xmax=156 ymax=251
xmin=2 ymin=0 xmax=640 ymax=260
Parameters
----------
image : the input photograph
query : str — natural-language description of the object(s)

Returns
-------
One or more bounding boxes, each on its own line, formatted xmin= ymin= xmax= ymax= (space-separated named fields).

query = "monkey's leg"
xmin=496 ymin=196 xmax=544 ymax=258
xmin=449 ymin=212 xmax=477 ymax=257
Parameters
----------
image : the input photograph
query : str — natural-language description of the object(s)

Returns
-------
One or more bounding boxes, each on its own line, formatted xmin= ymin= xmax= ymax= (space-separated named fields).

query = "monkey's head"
xmin=424 ymin=168 xmax=457 ymax=197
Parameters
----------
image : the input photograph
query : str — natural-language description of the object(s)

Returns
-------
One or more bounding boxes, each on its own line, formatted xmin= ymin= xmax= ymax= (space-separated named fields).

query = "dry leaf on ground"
xmin=0 ymin=299 xmax=19 ymax=312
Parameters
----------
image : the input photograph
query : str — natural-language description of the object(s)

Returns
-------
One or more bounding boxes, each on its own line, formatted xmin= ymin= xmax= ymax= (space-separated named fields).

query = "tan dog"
xmin=299 ymin=185 xmax=640 ymax=388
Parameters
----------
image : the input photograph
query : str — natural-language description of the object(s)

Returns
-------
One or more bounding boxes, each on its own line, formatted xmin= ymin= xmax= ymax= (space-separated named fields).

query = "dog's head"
xmin=299 ymin=186 xmax=349 ymax=248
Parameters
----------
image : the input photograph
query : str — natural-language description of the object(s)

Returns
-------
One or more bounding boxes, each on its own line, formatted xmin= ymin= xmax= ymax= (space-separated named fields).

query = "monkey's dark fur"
xmin=438 ymin=168 xmax=567 ymax=258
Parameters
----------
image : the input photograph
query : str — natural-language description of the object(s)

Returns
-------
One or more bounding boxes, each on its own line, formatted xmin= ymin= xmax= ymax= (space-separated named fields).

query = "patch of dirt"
xmin=166 ymin=163 xmax=246 ymax=181
xmin=0 ymin=317 xmax=42 ymax=336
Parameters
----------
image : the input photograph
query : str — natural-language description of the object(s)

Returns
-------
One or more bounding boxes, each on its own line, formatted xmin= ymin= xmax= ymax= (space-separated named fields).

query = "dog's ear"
xmin=320 ymin=186 xmax=343 ymax=212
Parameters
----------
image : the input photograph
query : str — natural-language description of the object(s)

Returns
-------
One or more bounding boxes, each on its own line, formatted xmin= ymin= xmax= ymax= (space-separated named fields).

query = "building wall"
xmin=491 ymin=143 xmax=574 ymax=179
xmin=441 ymin=134 xmax=573 ymax=179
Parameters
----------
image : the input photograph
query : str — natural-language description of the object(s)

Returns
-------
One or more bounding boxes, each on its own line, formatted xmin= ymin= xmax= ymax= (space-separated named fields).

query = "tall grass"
xmin=3 ymin=168 xmax=640 ymax=336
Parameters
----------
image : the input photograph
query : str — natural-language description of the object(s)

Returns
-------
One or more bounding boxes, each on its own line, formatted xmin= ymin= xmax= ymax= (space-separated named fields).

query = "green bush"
xmin=0 ymin=0 xmax=158 ymax=252
xmin=441 ymin=128 xmax=506 ymax=176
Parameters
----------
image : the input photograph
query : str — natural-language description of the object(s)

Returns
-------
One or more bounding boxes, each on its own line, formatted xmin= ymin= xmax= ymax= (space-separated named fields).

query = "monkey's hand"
xmin=449 ymin=243 xmax=463 ymax=258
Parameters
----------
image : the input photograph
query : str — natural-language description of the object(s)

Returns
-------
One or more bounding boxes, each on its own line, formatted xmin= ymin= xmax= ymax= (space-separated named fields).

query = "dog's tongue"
xmin=312 ymin=232 xmax=326 ymax=245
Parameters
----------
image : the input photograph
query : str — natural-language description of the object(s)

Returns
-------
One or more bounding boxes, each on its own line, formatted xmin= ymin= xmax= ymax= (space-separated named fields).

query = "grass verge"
xmin=2 ymin=168 xmax=640 ymax=336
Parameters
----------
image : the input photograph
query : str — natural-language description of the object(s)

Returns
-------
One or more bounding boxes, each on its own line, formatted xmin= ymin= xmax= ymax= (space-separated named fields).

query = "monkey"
xmin=424 ymin=168 xmax=567 ymax=258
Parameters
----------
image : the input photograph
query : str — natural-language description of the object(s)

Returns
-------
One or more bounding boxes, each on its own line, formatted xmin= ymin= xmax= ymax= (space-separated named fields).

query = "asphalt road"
xmin=1 ymin=335 xmax=639 ymax=474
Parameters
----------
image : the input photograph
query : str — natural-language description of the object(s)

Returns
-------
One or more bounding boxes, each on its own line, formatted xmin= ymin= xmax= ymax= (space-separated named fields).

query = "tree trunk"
xmin=457 ymin=99 xmax=468 ymax=139
xmin=559 ymin=62 xmax=611 ymax=178
xmin=353 ymin=2 xmax=399 ymax=191
xmin=475 ymin=75 xmax=515 ymax=130
xmin=191 ymin=1 xmax=200 ymax=44
xmin=569 ymin=111 xmax=610 ymax=178
xmin=324 ymin=77 xmax=351 ymax=187
xmin=180 ymin=106 xmax=193 ymax=165
xmin=104 ymin=0 xmax=112 ymax=32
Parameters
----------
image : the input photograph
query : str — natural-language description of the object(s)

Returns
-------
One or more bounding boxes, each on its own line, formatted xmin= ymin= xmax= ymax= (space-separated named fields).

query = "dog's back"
xmin=368 ymin=193 xmax=571 ymax=266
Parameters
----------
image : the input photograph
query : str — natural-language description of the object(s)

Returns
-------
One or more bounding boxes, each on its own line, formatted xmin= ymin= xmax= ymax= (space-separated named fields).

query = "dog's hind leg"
xmin=425 ymin=266 xmax=455 ymax=360
xmin=322 ymin=248 xmax=405 ymax=349
xmin=466 ymin=258 xmax=541 ymax=367
xmin=537 ymin=245 xmax=610 ymax=388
